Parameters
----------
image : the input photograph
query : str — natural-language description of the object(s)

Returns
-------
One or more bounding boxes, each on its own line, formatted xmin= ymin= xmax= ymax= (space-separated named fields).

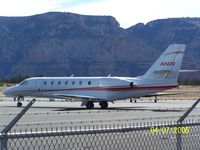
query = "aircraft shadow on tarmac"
xmin=5 ymin=105 xmax=89 ymax=111
xmin=152 ymin=109 xmax=185 ymax=112
xmin=53 ymin=107 xmax=147 ymax=111
xmin=5 ymin=106 xmax=186 ymax=112
xmin=53 ymin=107 xmax=186 ymax=112
xmin=6 ymin=106 xmax=150 ymax=111
xmin=4 ymin=106 xmax=141 ymax=111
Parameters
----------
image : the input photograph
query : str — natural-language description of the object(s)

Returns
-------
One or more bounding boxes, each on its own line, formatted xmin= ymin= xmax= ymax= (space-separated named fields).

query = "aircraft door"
xmin=35 ymin=79 xmax=43 ymax=92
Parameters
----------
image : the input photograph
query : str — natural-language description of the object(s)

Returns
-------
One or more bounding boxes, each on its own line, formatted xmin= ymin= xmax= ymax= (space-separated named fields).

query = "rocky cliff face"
xmin=0 ymin=12 xmax=199 ymax=78
xmin=127 ymin=18 xmax=200 ymax=70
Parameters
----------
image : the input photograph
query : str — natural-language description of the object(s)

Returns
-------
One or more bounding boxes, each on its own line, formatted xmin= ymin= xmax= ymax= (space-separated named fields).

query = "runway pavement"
xmin=1 ymin=88 xmax=200 ymax=149
xmin=1 ymin=96 xmax=200 ymax=132
xmin=0 ymin=85 xmax=200 ymax=132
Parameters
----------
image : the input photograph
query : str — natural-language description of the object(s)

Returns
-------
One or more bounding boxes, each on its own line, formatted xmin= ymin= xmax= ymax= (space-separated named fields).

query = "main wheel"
xmin=86 ymin=101 xmax=94 ymax=109
xmin=99 ymin=101 xmax=108 ymax=109
xmin=17 ymin=102 xmax=22 ymax=107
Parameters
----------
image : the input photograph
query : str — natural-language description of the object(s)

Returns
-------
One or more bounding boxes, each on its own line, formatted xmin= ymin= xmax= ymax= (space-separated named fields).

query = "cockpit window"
xmin=19 ymin=81 xmax=28 ymax=86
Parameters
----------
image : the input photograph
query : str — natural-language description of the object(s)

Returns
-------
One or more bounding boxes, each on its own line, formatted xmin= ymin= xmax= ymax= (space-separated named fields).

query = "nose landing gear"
xmin=17 ymin=101 xmax=22 ymax=107
xmin=16 ymin=96 xmax=24 ymax=107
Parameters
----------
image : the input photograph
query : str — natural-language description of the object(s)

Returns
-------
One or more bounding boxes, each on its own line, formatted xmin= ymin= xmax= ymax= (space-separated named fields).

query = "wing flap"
xmin=53 ymin=93 xmax=100 ymax=100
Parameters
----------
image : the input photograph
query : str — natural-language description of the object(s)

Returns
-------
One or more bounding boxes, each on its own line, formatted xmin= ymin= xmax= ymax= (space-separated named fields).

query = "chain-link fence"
xmin=1 ymin=121 xmax=200 ymax=150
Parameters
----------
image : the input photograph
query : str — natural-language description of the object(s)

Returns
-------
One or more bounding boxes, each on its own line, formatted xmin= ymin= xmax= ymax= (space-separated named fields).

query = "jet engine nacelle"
xmin=99 ymin=78 xmax=134 ymax=88
xmin=130 ymin=82 xmax=134 ymax=88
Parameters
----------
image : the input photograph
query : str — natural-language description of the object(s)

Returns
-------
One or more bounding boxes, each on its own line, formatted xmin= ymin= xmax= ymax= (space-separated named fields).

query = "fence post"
xmin=0 ymin=98 xmax=36 ymax=150
xmin=176 ymin=98 xmax=200 ymax=150
xmin=1 ymin=99 xmax=36 ymax=134
xmin=176 ymin=123 xmax=182 ymax=150
xmin=177 ymin=99 xmax=200 ymax=123
xmin=0 ymin=134 xmax=8 ymax=150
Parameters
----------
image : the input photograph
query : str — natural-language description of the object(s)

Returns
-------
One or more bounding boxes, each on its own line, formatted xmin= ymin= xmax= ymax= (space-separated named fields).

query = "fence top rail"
xmin=0 ymin=121 xmax=200 ymax=139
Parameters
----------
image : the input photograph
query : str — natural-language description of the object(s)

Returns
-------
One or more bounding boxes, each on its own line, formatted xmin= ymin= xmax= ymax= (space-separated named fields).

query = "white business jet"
xmin=3 ymin=44 xmax=186 ymax=109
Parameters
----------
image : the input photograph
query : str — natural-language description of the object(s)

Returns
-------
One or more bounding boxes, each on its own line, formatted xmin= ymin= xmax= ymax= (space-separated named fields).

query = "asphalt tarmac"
xmin=1 ymin=96 xmax=200 ymax=132
xmin=1 ymin=92 xmax=200 ymax=150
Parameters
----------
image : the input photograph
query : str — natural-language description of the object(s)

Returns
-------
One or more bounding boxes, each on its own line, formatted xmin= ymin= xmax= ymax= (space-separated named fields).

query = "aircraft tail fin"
xmin=142 ymin=44 xmax=186 ymax=82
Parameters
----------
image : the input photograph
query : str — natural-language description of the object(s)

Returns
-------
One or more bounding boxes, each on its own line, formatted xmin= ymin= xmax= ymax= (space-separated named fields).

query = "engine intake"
xmin=130 ymin=82 xmax=134 ymax=88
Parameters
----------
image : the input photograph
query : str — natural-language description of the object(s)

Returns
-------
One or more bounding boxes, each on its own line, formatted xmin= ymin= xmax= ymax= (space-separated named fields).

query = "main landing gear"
xmin=99 ymin=101 xmax=108 ymax=109
xmin=86 ymin=101 xmax=94 ymax=109
xmin=130 ymin=98 xmax=137 ymax=103
xmin=85 ymin=101 xmax=109 ymax=109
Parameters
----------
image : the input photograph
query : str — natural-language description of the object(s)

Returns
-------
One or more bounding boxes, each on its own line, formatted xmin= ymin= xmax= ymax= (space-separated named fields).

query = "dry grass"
xmin=178 ymin=85 xmax=200 ymax=90
xmin=162 ymin=85 xmax=200 ymax=99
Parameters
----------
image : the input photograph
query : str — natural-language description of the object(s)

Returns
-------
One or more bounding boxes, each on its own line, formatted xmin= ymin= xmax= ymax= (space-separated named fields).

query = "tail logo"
xmin=160 ymin=62 xmax=176 ymax=66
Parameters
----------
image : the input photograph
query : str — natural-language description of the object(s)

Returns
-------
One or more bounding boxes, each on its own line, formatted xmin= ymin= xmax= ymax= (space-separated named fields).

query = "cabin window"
xmin=79 ymin=81 xmax=82 ymax=85
xmin=44 ymin=81 xmax=47 ymax=85
xmin=88 ymin=81 xmax=91 ymax=85
xmin=72 ymin=81 xmax=75 ymax=85
xmin=58 ymin=81 xmax=61 ymax=85
xmin=51 ymin=81 xmax=54 ymax=85
xmin=65 ymin=81 xmax=68 ymax=85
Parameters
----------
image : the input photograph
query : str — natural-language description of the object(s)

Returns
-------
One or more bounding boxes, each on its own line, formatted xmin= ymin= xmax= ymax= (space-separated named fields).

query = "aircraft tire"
xmin=86 ymin=101 xmax=94 ymax=109
xmin=17 ymin=102 xmax=22 ymax=107
xmin=99 ymin=101 xmax=108 ymax=109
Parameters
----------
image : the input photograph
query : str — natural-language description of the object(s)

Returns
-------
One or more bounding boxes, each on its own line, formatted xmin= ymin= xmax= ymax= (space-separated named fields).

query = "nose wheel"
xmin=17 ymin=101 xmax=22 ymax=107
xmin=16 ymin=96 xmax=24 ymax=107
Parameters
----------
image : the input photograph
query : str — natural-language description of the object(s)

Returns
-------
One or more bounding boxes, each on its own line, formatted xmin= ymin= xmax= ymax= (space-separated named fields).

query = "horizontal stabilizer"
xmin=153 ymin=70 xmax=173 ymax=73
xmin=142 ymin=44 xmax=186 ymax=81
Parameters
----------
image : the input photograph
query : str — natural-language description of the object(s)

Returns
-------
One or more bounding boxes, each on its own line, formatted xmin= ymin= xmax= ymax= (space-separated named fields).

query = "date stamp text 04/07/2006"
xmin=150 ymin=126 xmax=190 ymax=135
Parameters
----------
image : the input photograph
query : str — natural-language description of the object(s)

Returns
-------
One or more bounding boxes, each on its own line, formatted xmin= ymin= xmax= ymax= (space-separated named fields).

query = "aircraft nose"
xmin=3 ymin=87 xmax=14 ymax=96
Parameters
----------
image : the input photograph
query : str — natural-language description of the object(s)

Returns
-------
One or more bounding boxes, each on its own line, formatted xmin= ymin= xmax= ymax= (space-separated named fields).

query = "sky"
xmin=0 ymin=0 xmax=199 ymax=28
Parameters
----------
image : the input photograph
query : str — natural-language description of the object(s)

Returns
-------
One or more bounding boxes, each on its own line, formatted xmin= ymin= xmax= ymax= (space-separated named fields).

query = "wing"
xmin=52 ymin=93 xmax=103 ymax=101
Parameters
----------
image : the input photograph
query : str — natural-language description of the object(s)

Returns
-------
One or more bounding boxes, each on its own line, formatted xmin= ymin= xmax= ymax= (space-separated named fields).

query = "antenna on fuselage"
xmin=108 ymin=74 xmax=111 ymax=77
xmin=70 ymin=74 xmax=74 ymax=77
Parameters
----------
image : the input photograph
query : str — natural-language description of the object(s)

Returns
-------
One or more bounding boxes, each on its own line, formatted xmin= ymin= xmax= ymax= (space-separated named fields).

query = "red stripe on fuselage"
xmin=16 ymin=85 xmax=177 ymax=93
